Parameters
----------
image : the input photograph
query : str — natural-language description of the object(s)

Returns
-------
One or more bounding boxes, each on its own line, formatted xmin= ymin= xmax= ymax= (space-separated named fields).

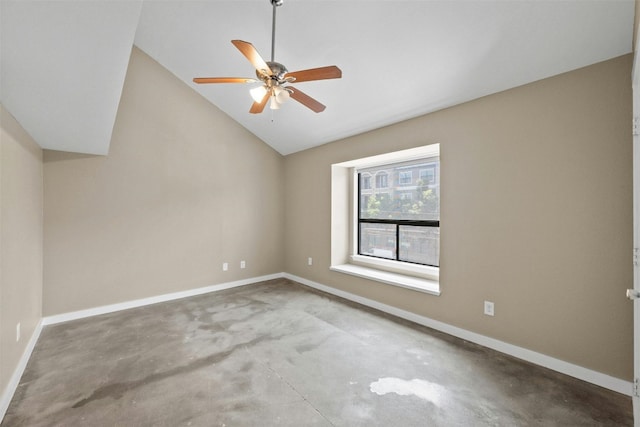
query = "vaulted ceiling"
xmin=1 ymin=1 xmax=634 ymax=156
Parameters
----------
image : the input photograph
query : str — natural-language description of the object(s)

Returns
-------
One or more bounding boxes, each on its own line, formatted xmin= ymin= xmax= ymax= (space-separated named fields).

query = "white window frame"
xmin=330 ymin=144 xmax=440 ymax=296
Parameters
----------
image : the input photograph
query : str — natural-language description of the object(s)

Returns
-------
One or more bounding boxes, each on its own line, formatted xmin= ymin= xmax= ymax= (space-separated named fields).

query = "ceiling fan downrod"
xmin=270 ymin=0 xmax=283 ymax=62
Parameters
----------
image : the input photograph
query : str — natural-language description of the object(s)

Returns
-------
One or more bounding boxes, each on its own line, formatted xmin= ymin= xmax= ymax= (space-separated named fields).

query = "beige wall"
xmin=284 ymin=54 xmax=634 ymax=380
xmin=0 ymin=105 xmax=43 ymax=396
xmin=43 ymin=47 xmax=285 ymax=316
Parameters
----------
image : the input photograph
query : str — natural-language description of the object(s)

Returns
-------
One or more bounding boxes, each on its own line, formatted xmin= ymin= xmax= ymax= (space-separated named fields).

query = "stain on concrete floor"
xmin=2 ymin=278 xmax=633 ymax=426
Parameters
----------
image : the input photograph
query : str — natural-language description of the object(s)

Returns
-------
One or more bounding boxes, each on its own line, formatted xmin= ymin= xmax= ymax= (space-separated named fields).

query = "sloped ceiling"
xmin=0 ymin=1 xmax=635 ymax=156
xmin=0 ymin=1 xmax=143 ymax=155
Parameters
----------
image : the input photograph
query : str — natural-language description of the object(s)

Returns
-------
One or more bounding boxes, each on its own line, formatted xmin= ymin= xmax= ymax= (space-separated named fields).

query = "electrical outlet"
xmin=222 ymin=262 xmax=228 ymax=271
xmin=240 ymin=260 xmax=246 ymax=269
xmin=484 ymin=301 xmax=495 ymax=316
xmin=16 ymin=323 xmax=20 ymax=342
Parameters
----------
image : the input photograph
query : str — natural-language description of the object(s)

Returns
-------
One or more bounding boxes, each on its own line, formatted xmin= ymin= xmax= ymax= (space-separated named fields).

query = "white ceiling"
xmin=0 ymin=1 xmax=143 ymax=155
xmin=1 ymin=1 xmax=635 ymax=156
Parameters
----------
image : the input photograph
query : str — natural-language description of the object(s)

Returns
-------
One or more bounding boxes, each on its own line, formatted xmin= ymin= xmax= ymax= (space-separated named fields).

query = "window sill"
xmin=330 ymin=264 xmax=441 ymax=296
xmin=351 ymin=254 xmax=439 ymax=280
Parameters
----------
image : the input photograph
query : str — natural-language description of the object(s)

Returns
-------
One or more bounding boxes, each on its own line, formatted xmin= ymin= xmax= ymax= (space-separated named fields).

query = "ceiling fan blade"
xmin=288 ymin=86 xmax=326 ymax=113
xmin=193 ymin=77 xmax=257 ymax=84
xmin=250 ymin=90 xmax=271 ymax=114
xmin=231 ymin=40 xmax=273 ymax=76
xmin=285 ymin=66 xmax=342 ymax=83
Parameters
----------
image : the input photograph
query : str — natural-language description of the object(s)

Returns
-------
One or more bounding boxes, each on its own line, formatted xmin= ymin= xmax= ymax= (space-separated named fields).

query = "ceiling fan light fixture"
xmin=250 ymin=85 xmax=268 ymax=102
xmin=274 ymin=86 xmax=290 ymax=103
xmin=269 ymin=93 xmax=280 ymax=110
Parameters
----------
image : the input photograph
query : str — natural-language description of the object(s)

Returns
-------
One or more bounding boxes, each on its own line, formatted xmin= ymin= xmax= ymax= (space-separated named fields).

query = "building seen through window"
xmin=375 ymin=172 xmax=388 ymax=188
xmin=361 ymin=174 xmax=372 ymax=189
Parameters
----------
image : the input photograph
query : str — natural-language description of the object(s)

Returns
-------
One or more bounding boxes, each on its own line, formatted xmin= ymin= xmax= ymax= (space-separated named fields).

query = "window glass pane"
xmin=359 ymin=157 xmax=439 ymax=221
xmin=399 ymin=225 xmax=439 ymax=266
xmin=359 ymin=223 xmax=396 ymax=260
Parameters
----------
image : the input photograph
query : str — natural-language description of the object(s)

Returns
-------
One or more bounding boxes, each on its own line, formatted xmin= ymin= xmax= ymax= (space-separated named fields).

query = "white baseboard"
xmin=42 ymin=273 xmax=285 ymax=325
xmin=1 ymin=319 xmax=43 ymax=421
xmin=283 ymin=273 xmax=633 ymax=397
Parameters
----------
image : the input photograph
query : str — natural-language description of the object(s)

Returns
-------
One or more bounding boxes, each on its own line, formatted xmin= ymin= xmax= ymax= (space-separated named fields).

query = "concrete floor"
xmin=2 ymin=278 xmax=633 ymax=426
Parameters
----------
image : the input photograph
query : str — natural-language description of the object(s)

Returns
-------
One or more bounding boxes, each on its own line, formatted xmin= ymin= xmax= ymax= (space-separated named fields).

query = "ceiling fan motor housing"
xmin=258 ymin=61 xmax=288 ymax=85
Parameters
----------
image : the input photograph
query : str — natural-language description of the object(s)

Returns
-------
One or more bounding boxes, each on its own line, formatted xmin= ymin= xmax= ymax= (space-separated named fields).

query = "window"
xmin=358 ymin=158 xmax=439 ymax=267
xmin=375 ymin=172 xmax=388 ymax=188
xmin=362 ymin=174 xmax=372 ymax=190
xmin=330 ymin=144 xmax=440 ymax=295
xmin=398 ymin=171 xmax=412 ymax=186
xmin=419 ymin=166 xmax=436 ymax=184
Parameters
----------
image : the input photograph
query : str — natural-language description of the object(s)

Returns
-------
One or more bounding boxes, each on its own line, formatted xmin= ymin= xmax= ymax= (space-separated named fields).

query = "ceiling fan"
xmin=193 ymin=0 xmax=342 ymax=114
